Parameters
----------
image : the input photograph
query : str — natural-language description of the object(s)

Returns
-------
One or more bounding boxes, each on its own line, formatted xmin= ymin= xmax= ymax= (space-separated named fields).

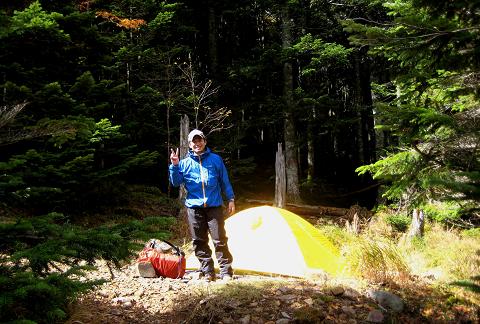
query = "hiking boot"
xmin=137 ymin=261 xmax=156 ymax=278
xmin=202 ymin=273 xmax=216 ymax=282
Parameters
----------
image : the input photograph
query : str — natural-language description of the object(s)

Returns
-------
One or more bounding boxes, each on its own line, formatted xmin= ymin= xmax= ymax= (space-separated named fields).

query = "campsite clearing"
xmin=66 ymin=260 xmax=478 ymax=323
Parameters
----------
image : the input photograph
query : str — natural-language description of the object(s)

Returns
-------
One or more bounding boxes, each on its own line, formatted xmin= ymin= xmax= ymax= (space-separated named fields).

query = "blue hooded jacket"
xmin=169 ymin=147 xmax=235 ymax=208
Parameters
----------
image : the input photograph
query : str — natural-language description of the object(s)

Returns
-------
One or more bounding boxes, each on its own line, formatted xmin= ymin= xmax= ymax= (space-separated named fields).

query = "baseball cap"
xmin=188 ymin=129 xmax=206 ymax=142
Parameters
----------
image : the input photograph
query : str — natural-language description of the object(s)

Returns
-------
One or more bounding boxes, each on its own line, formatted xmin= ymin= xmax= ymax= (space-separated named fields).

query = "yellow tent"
xmin=186 ymin=206 xmax=343 ymax=277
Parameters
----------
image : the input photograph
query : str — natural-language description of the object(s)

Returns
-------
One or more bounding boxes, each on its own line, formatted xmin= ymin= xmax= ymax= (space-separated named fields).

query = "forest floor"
xmin=65 ymin=259 xmax=479 ymax=324
xmin=65 ymin=187 xmax=479 ymax=324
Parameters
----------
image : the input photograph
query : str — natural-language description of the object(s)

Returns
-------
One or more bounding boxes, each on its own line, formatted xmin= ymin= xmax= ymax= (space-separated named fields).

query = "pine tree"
xmin=344 ymin=0 xmax=480 ymax=223
xmin=0 ymin=3 xmax=181 ymax=322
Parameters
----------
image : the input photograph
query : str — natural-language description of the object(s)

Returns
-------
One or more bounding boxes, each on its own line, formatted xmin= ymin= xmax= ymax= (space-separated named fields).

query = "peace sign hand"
xmin=170 ymin=148 xmax=180 ymax=166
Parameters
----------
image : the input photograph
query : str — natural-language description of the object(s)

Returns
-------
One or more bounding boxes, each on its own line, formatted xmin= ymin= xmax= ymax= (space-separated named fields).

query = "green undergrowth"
xmin=1 ymin=185 xmax=179 ymax=323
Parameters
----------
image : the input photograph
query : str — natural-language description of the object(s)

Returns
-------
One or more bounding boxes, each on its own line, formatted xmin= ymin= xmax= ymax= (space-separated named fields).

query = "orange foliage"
xmin=96 ymin=10 xmax=146 ymax=30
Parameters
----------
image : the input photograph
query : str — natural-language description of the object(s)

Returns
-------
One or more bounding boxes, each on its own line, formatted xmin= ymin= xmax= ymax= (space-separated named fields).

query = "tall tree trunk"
xmin=353 ymin=50 xmax=376 ymax=166
xmin=166 ymin=57 xmax=174 ymax=197
xmin=275 ymin=143 xmax=286 ymax=208
xmin=307 ymin=107 xmax=316 ymax=184
xmin=281 ymin=5 xmax=301 ymax=203
xmin=208 ymin=5 xmax=218 ymax=78
xmin=359 ymin=51 xmax=376 ymax=164
xmin=2 ymin=72 xmax=6 ymax=106
xmin=177 ymin=115 xmax=190 ymax=234
xmin=237 ymin=109 xmax=245 ymax=160
xmin=353 ymin=53 xmax=365 ymax=165
xmin=179 ymin=115 xmax=190 ymax=204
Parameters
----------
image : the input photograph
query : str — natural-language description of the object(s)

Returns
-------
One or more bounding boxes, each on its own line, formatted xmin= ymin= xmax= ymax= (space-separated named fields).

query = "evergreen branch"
xmin=351 ymin=17 xmax=480 ymax=43
xmin=352 ymin=17 xmax=480 ymax=35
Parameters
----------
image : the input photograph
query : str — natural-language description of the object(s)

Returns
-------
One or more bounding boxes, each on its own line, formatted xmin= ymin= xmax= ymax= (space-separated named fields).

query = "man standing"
xmin=169 ymin=129 xmax=235 ymax=282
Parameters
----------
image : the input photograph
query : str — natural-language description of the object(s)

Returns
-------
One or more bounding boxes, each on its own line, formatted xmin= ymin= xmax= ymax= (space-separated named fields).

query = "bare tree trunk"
xmin=208 ymin=5 xmax=218 ymax=77
xmin=353 ymin=53 xmax=365 ymax=165
xmin=2 ymin=72 xmax=6 ymax=106
xmin=126 ymin=62 xmax=130 ymax=93
xmin=179 ymin=115 xmax=190 ymax=206
xmin=356 ymin=50 xmax=376 ymax=165
xmin=237 ymin=109 xmax=245 ymax=160
xmin=408 ymin=208 xmax=425 ymax=239
xmin=275 ymin=143 xmax=286 ymax=208
xmin=281 ymin=5 xmax=301 ymax=203
xmin=166 ymin=57 xmax=174 ymax=197
xmin=175 ymin=115 xmax=190 ymax=237
xmin=285 ymin=118 xmax=301 ymax=202
xmin=307 ymin=124 xmax=314 ymax=184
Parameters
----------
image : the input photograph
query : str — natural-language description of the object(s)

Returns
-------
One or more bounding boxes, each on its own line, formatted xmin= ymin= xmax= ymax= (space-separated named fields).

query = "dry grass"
xmin=342 ymin=236 xmax=411 ymax=284
xmin=397 ymin=223 xmax=480 ymax=282
xmin=322 ymin=211 xmax=480 ymax=312
xmin=321 ymin=212 xmax=479 ymax=291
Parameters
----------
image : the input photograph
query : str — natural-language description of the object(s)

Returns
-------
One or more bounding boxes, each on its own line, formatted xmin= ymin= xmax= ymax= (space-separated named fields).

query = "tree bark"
xmin=351 ymin=50 xmax=377 ymax=166
xmin=346 ymin=212 xmax=360 ymax=234
xmin=208 ymin=5 xmax=218 ymax=78
xmin=307 ymin=117 xmax=315 ymax=184
xmin=179 ymin=115 xmax=189 ymax=205
xmin=281 ymin=5 xmax=301 ymax=203
xmin=359 ymin=51 xmax=376 ymax=164
xmin=275 ymin=143 xmax=286 ymax=208
xmin=166 ymin=57 xmax=174 ymax=197
xmin=353 ymin=53 xmax=365 ymax=165
xmin=408 ymin=208 xmax=425 ymax=239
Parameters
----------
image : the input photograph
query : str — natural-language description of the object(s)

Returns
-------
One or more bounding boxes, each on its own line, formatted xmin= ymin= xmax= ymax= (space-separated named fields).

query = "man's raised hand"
xmin=170 ymin=148 xmax=179 ymax=165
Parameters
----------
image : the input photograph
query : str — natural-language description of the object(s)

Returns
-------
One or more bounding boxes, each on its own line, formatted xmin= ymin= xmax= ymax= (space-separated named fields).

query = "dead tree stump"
xmin=346 ymin=213 xmax=360 ymax=234
xmin=275 ymin=143 xmax=286 ymax=208
xmin=178 ymin=115 xmax=190 ymax=237
xmin=178 ymin=114 xmax=189 ymax=205
xmin=408 ymin=208 xmax=425 ymax=239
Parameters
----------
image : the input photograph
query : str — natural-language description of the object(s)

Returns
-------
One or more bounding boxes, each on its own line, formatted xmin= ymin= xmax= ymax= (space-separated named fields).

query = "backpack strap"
xmin=160 ymin=239 xmax=186 ymax=279
xmin=160 ymin=239 xmax=184 ymax=256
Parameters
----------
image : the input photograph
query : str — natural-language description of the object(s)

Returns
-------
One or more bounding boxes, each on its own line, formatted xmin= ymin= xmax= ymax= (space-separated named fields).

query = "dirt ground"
xmin=65 ymin=260 xmax=479 ymax=324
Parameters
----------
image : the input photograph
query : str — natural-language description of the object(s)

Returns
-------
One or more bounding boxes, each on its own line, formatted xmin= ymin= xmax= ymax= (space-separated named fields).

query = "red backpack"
xmin=137 ymin=239 xmax=186 ymax=279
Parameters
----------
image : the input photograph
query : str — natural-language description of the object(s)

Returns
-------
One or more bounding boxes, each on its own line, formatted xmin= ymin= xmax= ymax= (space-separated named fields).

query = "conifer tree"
xmin=344 ymin=0 xmax=480 ymax=223
xmin=0 ymin=2 xmax=181 ymax=322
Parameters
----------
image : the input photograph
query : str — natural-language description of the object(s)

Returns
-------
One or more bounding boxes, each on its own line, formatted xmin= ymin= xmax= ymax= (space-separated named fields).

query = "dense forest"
xmin=1 ymin=0 xmax=479 ymax=322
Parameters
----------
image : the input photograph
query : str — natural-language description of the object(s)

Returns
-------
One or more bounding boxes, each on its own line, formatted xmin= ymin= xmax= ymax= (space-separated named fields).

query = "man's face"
xmin=189 ymin=136 xmax=206 ymax=154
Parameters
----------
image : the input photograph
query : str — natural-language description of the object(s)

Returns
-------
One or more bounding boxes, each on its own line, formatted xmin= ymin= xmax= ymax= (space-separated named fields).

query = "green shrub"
xmin=422 ymin=202 xmax=461 ymax=223
xmin=0 ymin=212 xmax=175 ymax=323
xmin=385 ymin=214 xmax=411 ymax=232
xmin=462 ymin=227 xmax=480 ymax=239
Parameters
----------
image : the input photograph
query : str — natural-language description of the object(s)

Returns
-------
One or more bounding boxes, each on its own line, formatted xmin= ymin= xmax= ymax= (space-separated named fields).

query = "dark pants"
xmin=187 ymin=206 xmax=233 ymax=276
